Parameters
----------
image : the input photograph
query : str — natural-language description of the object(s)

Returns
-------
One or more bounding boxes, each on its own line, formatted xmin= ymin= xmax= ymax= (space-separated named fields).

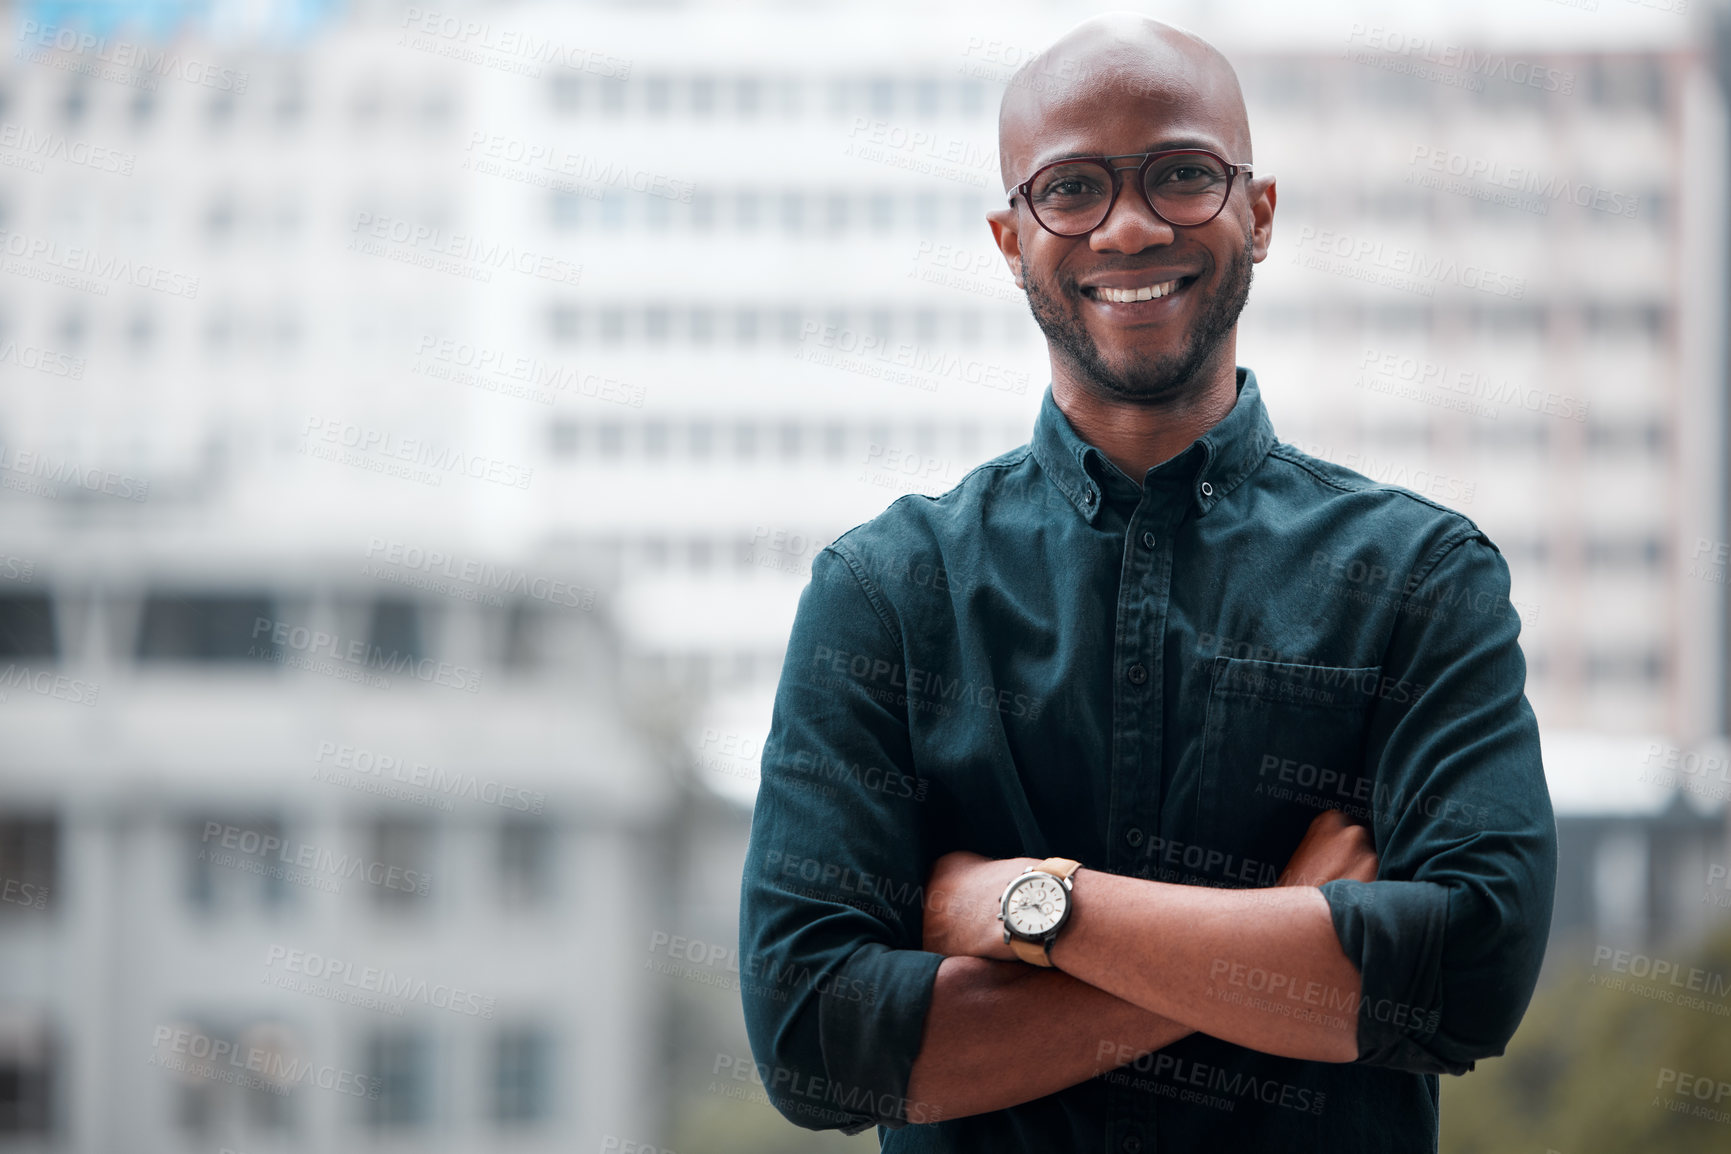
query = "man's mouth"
xmin=1081 ymin=275 xmax=1198 ymax=303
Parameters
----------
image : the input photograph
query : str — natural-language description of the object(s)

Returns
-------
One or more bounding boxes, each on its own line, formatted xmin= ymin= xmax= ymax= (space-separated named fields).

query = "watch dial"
xmin=1006 ymin=875 xmax=1066 ymax=936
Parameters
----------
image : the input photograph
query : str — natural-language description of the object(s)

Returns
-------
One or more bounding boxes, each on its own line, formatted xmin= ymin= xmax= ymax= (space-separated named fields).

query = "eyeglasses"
xmin=1009 ymin=149 xmax=1253 ymax=238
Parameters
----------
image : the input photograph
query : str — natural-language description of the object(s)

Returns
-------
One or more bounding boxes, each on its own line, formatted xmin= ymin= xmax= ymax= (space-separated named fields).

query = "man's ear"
xmin=1249 ymin=175 xmax=1276 ymax=263
xmin=987 ymin=206 xmax=1026 ymax=290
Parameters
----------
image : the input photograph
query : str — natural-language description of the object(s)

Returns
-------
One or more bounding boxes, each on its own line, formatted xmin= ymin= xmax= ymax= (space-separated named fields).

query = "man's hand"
xmin=921 ymin=852 xmax=1037 ymax=960
xmin=1278 ymin=810 xmax=1378 ymax=888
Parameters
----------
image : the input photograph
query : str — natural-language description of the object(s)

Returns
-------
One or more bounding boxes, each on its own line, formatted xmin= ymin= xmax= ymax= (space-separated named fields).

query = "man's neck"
xmin=1051 ymin=353 xmax=1241 ymax=483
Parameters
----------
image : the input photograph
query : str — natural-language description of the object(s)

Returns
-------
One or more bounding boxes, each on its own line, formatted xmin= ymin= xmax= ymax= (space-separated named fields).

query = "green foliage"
xmin=1442 ymin=924 xmax=1731 ymax=1154
xmin=670 ymin=1094 xmax=880 ymax=1154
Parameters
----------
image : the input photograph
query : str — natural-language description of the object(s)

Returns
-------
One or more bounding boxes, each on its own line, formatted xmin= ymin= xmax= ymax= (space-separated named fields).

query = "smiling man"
xmin=739 ymin=13 xmax=1556 ymax=1153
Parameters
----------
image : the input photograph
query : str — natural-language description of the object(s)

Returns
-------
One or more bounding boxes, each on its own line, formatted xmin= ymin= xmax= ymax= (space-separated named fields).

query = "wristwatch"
xmin=998 ymin=857 xmax=1082 ymax=967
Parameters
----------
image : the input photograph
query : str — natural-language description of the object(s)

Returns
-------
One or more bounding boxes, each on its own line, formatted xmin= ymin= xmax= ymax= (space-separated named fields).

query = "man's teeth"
xmin=1094 ymin=280 xmax=1183 ymax=303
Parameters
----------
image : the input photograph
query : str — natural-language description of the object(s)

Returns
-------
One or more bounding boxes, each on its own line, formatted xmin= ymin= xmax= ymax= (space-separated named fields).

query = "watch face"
xmin=1004 ymin=873 xmax=1068 ymax=937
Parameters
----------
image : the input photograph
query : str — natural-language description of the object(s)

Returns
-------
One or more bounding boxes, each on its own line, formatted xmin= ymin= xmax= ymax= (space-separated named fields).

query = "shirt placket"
xmin=1104 ymin=485 xmax=1183 ymax=1154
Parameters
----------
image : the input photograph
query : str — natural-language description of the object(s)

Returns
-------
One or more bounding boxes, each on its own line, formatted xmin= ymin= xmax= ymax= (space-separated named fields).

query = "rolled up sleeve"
xmin=1319 ymin=532 xmax=1558 ymax=1076
xmin=738 ymin=545 xmax=943 ymax=1134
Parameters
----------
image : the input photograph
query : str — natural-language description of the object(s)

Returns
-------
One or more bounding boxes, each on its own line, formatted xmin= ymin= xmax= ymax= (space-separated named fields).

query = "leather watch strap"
xmin=1008 ymin=857 xmax=1082 ymax=967
xmin=1039 ymin=856 xmax=1082 ymax=881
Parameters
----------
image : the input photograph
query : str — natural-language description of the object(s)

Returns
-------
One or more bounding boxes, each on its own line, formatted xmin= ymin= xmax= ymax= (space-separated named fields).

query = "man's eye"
xmin=1156 ymin=165 xmax=1222 ymax=186
xmin=1045 ymin=180 xmax=1100 ymax=199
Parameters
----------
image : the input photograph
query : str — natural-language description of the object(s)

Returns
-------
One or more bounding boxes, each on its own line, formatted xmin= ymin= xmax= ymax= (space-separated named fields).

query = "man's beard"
xmin=1023 ymin=233 xmax=1255 ymax=406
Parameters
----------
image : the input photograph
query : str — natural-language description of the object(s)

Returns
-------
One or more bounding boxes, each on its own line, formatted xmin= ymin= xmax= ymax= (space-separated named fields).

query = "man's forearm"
xmin=905 ymin=955 xmax=1194 ymax=1120
xmin=1049 ymin=873 xmax=1360 ymax=1062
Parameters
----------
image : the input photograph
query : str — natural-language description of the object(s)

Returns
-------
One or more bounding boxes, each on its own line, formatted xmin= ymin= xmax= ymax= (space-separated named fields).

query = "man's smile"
xmin=1077 ymin=273 xmax=1202 ymax=314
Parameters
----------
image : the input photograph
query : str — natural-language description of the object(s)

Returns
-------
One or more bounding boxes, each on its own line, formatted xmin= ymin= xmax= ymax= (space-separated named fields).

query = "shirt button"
xmin=1083 ymin=486 xmax=1097 ymax=506
xmin=1126 ymin=663 xmax=1148 ymax=685
xmin=1140 ymin=531 xmax=1156 ymax=549
xmin=1122 ymin=1135 xmax=1143 ymax=1154
xmin=1125 ymin=827 xmax=1144 ymax=847
xmin=1200 ymin=480 xmax=1215 ymax=498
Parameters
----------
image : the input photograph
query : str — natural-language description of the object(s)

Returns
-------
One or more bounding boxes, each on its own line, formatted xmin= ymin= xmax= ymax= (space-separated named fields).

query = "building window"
xmin=490 ymin=1025 xmax=553 ymax=1126
xmin=732 ymin=423 xmax=757 ymax=459
xmin=600 ymin=78 xmax=626 ymax=116
xmin=735 ymin=76 xmax=761 ymax=117
xmin=645 ymin=305 xmax=670 ymax=344
xmin=1584 ymin=536 xmax=1664 ymax=570
xmin=187 ymin=815 xmax=289 ymax=914
xmin=644 ymin=74 xmax=670 ymax=115
xmin=732 ymin=307 xmax=758 ymax=344
xmin=733 ymin=191 xmax=759 ymax=230
xmin=1586 ymin=420 xmax=1665 ymax=456
xmin=550 ymin=420 xmax=580 ymax=457
xmin=598 ymin=423 xmax=624 ymax=458
xmin=176 ymin=1076 xmax=215 ymax=1134
xmin=0 ymin=816 xmax=56 ymax=915
xmin=367 ymin=598 xmax=424 ymax=666
xmin=136 ymin=594 xmax=279 ymax=662
xmin=129 ymin=85 xmax=156 ymax=126
xmin=601 ymin=307 xmax=625 ymax=343
xmin=59 ymin=79 xmax=87 ymax=123
xmin=602 ymin=193 xmax=627 ymax=230
xmin=1583 ymin=649 xmax=1666 ymax=685
xmin=552 ymin=191 xmax=584 ymax=229
xmin=551 ymin=304 xmax=580 ymax=342
xmin=0 ymin=595 xmax=56 ymax=659
xmin=914 ymin=76 xmax=939 ymax=116
xmin=868 ymin=76 xmax=894 ymax=115
xmin=869 ymin=192 xmax=894 ymax=230
xmin=688 ymin=421 xmax=714 ymax=458
xmin=368 ymin=818 xmax=434 ymax=911
xmin=551 ymin=73 xmax=582 ymax=112
xmin=690 ymin=76 xmax=715 ymax=116
xmin=362 ymin=1029 xmax=433 ymax=1129
xmin=823 ymin=423 xmax=847 ymax=460
xmin=499 ymin=818 xmax=554 ymax=909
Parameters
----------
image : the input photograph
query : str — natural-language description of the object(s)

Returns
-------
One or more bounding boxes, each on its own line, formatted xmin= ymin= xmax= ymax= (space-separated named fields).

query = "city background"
xmin=0 ymin=0 xmax=1727 ymax=1151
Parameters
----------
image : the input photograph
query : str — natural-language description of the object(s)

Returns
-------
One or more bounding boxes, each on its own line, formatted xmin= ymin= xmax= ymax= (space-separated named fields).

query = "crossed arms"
xmin=906 ymin=810 xmax=1376 ymax=1120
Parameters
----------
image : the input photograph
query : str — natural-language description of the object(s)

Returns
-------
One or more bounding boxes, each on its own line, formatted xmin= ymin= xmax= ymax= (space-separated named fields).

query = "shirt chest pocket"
xmin=1194 ymin=656 xmax=1381 ymax=883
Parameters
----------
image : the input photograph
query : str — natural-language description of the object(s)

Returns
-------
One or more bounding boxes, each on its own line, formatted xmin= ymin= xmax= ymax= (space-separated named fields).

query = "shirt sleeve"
xmin=1318 ymin=531 xmax=1558 ymax=1076
xmin=738 ymin=544 xmax=945 ymax=1134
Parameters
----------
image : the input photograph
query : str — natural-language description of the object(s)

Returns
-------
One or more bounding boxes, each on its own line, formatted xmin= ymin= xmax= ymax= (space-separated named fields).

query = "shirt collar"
xmin=1029 ymin=367 xmax=1278 ymax=525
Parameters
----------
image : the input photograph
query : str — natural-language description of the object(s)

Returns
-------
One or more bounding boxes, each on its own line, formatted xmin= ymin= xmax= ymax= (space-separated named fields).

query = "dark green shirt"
xmin=738 ymin=368 xmax=1556 ymax=1153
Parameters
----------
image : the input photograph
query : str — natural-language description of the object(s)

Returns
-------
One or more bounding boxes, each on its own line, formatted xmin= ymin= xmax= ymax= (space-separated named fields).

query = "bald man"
xmin=740 ymin=14 xmax=1555 ymax=1152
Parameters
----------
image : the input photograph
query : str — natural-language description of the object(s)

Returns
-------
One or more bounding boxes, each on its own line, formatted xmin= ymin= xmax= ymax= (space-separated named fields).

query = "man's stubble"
xmin=1022 ymin=231 xmax=1256 ymax=407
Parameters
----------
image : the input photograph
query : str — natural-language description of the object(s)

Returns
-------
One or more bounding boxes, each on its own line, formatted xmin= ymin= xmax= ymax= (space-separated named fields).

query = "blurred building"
xmin=0 ymin=0 xmax=1728 ymax=1151
xmin=0 ymin=540 xmax=683 ymax=1154
xmin=0 ymin=2 xmax=689 ymax=1151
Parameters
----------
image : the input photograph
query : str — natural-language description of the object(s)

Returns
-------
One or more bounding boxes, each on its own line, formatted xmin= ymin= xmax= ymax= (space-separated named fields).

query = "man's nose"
xmin=1089 ymin=172 xmax=1177 ymax=254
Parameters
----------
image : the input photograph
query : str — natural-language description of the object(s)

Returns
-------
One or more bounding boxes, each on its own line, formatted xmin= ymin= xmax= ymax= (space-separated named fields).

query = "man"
xmin=738 ymin=13 xmax=1555 ymax=1152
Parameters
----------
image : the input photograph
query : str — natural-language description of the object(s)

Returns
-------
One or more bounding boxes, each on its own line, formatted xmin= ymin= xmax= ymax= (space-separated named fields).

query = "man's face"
xmin=990 ymin=74 xmax=1273 ymax=406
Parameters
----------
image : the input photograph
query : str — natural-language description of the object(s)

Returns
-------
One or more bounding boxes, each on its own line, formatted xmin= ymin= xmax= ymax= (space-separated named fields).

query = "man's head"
xmin=987 ymin=13 xmax=1275 ymax=408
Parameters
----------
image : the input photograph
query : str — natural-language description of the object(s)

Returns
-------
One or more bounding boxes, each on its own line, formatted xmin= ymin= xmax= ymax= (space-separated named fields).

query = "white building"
xmin=414 ymin=1 xmax=1723 ymax=765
